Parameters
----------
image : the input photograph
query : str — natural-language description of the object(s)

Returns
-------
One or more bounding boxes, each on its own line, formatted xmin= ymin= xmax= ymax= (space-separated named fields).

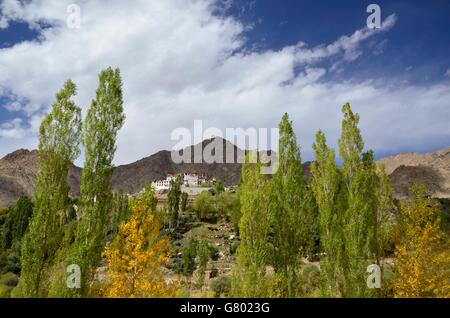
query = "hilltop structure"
xmin=151 ymin=173 xmax=209 ymax=190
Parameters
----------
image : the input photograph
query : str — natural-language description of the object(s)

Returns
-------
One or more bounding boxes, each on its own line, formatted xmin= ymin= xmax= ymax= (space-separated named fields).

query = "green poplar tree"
xmin=63 ymin=67 xmax=125 ymax=297
xmin=338 ymin=103 xmax=378 ymax=297
xmin=376 ymin=165 xmax=396 ymax=259
xmin=135 ymin=183 xmax=158 ymax=213
xmin=1 ymin=196 xmax=33 ymax=252
xmin=215 ymin=179 xmax=224 ymax=194
xmin=180 ymin=192 xmax=188 ymax=212
xmin=310 ymin=130 xmax=346 ymax=297
xmin=14 ymin=80 xmax=82 ymax=297
xmin=109 ymin=191 xmax=130 ymax=236
xmin=231 ymin=155 xmax=272 ymax=297
xmin=270 ymin=113 xmax=315 ymax=297
xmin=167 ymin=176 xmax=182 ymax=229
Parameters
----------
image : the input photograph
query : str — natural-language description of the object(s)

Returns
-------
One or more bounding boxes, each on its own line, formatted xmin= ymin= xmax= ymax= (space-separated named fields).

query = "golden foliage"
xmin=101 ymin=203 xmax=178 ymax=298
xmin=392 ymin=187 xmax=450 ymax=298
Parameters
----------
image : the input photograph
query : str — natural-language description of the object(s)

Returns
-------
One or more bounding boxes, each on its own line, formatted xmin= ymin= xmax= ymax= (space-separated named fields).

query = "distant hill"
xmin=0 ymin=139 xmax=448 ymax=207
xmin=0 ymin=138 xmax=253 ymax=206
xmin=377 ymin=147 xmax=450 ymax=199
xmin=0 ymin=149 xmax=81 ymax=207
xmin=111 ymin=137 xmax=245 ymax=193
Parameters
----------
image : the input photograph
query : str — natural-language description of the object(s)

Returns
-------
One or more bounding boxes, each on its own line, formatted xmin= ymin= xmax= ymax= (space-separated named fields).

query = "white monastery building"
xmin=151 ymin=173 xmax=208 ymax=190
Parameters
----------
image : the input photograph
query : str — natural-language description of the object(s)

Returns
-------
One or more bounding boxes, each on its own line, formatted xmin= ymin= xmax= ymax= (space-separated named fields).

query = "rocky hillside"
xmin=0 ymin=138 xmax=255 ymax=206
xmin=1 ymin=141 xmax=448 ymax=207
xmin=112 ymin=137 xmax=245 ymax=193
xmin=377 ymin=147 xmax=450 ymax=199
xmin=0 ymin=149 xmax=81 ymax=207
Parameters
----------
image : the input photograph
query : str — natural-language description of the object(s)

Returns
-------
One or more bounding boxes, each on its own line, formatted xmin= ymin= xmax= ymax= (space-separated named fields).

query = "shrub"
xmin=208 ymin=244 xmax=219 ymax=261
xmin=229 ymin=196 xmax=241 ymax=234
xmin=197 ymin=241 xmax=210 ymax=270
xmin=170 ymin=255 xmax=184 ymax=275
xmin=0 ymin=285 xmax=13 ymax=298
xmin=181 ymin=192 xmax=189 ymax=211
xmin=193 ymin=192 xmax=216 ymax=221
xmin=0 ymin=242 xmax=21 ymax=274
xmin=210 ymin=276 xmax=231 ymax=297
xmin=0 ymin=272 xmax=19 ymax=287
xmin=229 ymin=241 xmax=239 ymax=255
xmin=215 ymin=180 xmax=224 ymax=195
xmin=215 ymin=192 xmax=235 ymax=220
xmin=182 ymin=238 xmax=198 ymax=276
xmin=299 ymin=264 xmax=320 ymax=296
xmin=155 ymin=207 xmax=171 ymax=228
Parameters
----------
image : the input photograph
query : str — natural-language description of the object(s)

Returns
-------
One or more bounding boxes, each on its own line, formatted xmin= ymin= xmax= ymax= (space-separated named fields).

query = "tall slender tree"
xmin=338 ymin=103 xmax=378 ymax=297
xmin=270 ymin=113 xmax=315 ymax=297
xmin=231 ymin=156 xmax=272 ymax=297
xmin=136 ymin=184 xmax=158 ymax=213
xmin=167 ymin=176 xmax=182 ymax=229
xmin=311 ymin=130 xmax=346 ymax=296
xmin=109 ymin=191 xmax=130 ymax=236
xmin=64 ymin=67 xmax=125 ymax=297
xmin=180 ymin=192 xmax=188 ymax=212
xmin=376 ymin=165 xmax=396 ymax=261
xmin=14 ymin=80 xmax=82 ymax=297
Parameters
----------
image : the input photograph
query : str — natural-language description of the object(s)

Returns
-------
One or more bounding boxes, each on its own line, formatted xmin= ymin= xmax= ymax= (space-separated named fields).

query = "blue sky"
xmin=0 ymin=0 xmax=449 ymax=164
xmin=225 ymin=0 xmax=450 ymax=84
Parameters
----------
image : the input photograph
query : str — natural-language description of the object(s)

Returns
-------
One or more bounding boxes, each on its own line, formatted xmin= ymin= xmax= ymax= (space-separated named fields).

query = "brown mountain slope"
xmin=0 ymin=149 xmax=81 ymax=207
xmin=0 ymin=138 xmax=252 ymax=206
xmin=111 ymin=137 xmax=245 ymax=193
xmin=377 ymin=147 xmax=450 ymax=199
xmin=1 ymin=140 xmax=448 ymax=207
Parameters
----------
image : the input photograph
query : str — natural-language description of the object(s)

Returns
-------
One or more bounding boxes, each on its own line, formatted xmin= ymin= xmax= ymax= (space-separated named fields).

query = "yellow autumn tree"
xmin=392 ymin=185 xmax=450 ymax=298
xmin=101 ymin=202 xmax=177 ymax=298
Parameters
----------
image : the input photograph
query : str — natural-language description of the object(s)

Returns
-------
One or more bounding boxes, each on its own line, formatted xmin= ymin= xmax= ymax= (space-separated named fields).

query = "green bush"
xmin=181 ymin=192 xmax=189 ymax=211
xmin=193 ymin=192 xmax=216 ymax=221
xmin=155 ymin=207 xmax=171 ymax=228
xmin=210 ymin=276 xmax=231 ymax=297
xmin=0 ymin=241 xmax=21 ymax=275
xmin=229 ymin=241 xmax=239 ymax=255
xmin=215 ymin=192 xmax=235 ymax=220
xmin=1 ymin=196 xmax=33 ymax=253
xmin=0 ymin=272 xmax=18 ymax=287
xmin=299 ymin=264 xmax=320 ymax=296
xmin=0 ymin=284 xmax=13 ymax=298
xmin=215 ymin=180 xmax=224 ymax=195
xmin=170 ymin=255 xmax=184 ymax=275
xmin=0 ymin=207 xmax=9 ymax=216
xmin=229 ymin=196 xmax=241 ymax=234
xmin=0 ymin=207 xmax=13 ymax=252
xmin=197 ymin=241 xmax=210 ymax=270
xmin=208 ymin=244 xmax=219 ymax=261
xmin=182 ymin=238 xmax=198 ymax=276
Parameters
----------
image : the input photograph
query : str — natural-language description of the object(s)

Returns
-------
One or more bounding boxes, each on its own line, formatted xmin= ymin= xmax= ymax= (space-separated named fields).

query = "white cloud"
xmin=0 ymin=118 xmax=25 ymax=138
xmin=294 ymin=14 xmax=397 ymax=64
xmin=445 ymin=69 xmax=450 ymax=77
xmin=0 ymin=0 xmax=448 ymax=165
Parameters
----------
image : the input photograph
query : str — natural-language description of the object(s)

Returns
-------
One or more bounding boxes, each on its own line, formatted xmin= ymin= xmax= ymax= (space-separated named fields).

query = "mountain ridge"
xmin=1 ymin=139 xmax=449 ymax=207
